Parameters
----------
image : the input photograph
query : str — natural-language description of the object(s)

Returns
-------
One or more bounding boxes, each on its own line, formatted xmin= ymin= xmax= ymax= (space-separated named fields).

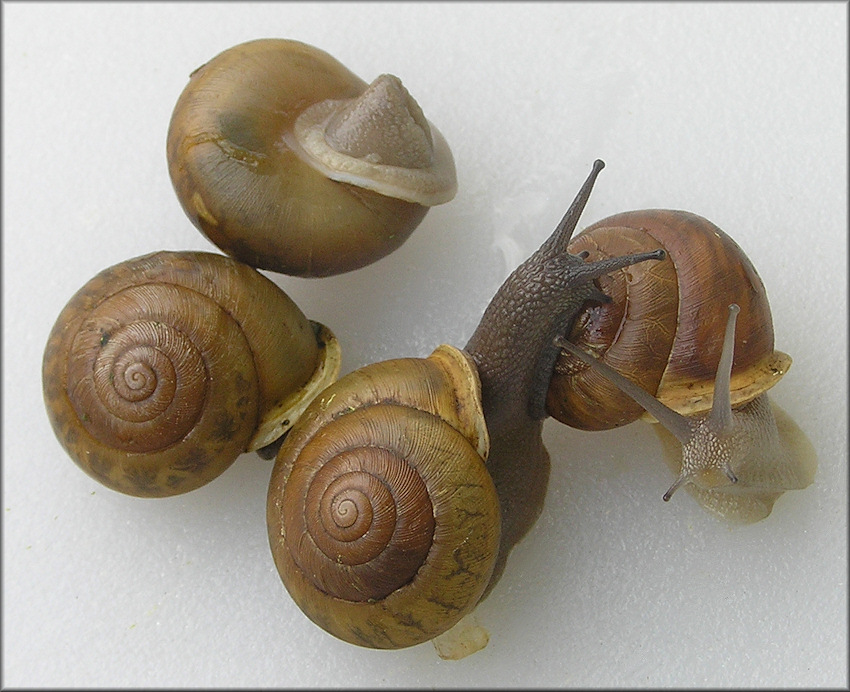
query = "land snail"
xmin=42 ymin=250 xmax=341 ymax=498
xmin=548 ymin=209 xmax=817 ymax=522
xmin=267 ymin=160 xmax=669 ymax=656
xmin=266 ymin=160 xmax=817 ymax=658
xmin=167 ymin=38 xmax=457 ymax=278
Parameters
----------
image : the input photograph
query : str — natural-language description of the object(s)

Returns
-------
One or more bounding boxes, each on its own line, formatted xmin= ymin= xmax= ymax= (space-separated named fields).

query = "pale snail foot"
xmin=167 ymin=39 xmax=456 ymax=277
xmin=432 ymin=613 xmax=490 ymax=660
xmin=292 ymin=74 xmax=457 ymax=205
xmin=654 ymin=399 xmax=817 ymax=523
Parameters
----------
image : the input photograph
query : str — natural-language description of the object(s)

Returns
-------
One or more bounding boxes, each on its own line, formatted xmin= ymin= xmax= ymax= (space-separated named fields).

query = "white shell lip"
xmin=248 ymin=322 xmax=342 ymax=451
xmin=289 ymin=99 xmax=457 ymax=206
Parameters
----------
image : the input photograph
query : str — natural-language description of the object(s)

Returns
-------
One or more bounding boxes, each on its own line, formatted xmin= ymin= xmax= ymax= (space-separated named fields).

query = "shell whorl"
xmin=43 ymin=250 xmax=333 ymax=497
xmin=267 ymin=345 xmax=500 ymax=649
xmin=64 ymin=282 xmax=252 ymax=455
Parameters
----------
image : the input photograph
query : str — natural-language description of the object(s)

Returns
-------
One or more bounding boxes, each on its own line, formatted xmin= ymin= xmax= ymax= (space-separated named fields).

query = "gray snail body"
xmin=462 ymin=161 xmax=669 ymax=593
xmin=267 ymin=161 xmax=666 ymax=650
xmin=548 ymin=209 xmax=817 ymax=521
xmin=557 ymin=308 xmax=817 ymax=522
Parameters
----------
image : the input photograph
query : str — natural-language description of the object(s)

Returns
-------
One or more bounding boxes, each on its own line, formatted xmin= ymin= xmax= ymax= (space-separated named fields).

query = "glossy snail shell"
xmin=267 ymin=344 xmax=500 ymax=650
xmin=42 ymin=250 xmax=340 ymax=497
xmin=167 ymin=38 xmax=457 ymax=277
xmin=546 ymin=210 xmax=792 ymax=430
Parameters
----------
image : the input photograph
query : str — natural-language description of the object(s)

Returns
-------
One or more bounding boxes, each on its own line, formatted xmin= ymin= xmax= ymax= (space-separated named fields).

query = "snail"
xmin=547 ymin=210 xmax=816 ymax=521
xmin=42 ymin=250 xmax=341 ymax=498
xmin=266 ymin=160 xmax=668 ymax=651
xmin=167 ymin=38 xmax=457 ymax=278
xmin=555 ymin=305 xmax=817 ymax=521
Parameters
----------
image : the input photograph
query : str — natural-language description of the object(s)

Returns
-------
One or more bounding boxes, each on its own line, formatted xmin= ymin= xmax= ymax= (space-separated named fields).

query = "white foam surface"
xmin=3 ymin=3 xmax=847 ymax=687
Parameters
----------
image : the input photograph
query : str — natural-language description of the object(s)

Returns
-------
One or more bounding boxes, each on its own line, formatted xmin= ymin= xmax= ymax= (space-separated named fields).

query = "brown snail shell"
xmin=167 ymin=38 xmax=457 ymax=278
xmin=267 ymin=344 xmax=499 ymax=650
xmin=548 ymin=209 xmax=815 ymax=522
xmin=42 ymin=250 xmax=340 ymax=497
xmin=547 ymin=210 xmax=792 ymax=430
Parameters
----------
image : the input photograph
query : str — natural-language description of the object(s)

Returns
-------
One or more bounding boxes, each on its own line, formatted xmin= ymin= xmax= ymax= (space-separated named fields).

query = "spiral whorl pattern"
xmin=43 ymin=250 xmax=327 ymax=497
xmin=285 ymin=405 xmax=440 ymax=602
xmin=99 ymin=338 xmax=179 ymax=413
xmin=67 ymin=286 xmax=213 ymax=453
xmin=268 ymin=346 xmax=501 ymax=649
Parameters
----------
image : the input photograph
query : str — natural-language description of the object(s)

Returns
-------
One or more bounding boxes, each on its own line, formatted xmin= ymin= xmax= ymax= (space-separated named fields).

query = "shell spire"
xmin=42 ymin=251 xmax=339 ymax=497
xmin=267 ymin=345 xmax=499 ymax=649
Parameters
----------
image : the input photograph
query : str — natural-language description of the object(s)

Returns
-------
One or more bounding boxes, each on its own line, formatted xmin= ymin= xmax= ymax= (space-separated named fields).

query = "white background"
xmin=3 ymin=2 xmax=847 ymax=688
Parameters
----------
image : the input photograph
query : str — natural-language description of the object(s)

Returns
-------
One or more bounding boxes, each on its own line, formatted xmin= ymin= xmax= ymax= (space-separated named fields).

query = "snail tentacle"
xmin=554 ymin=334 xmax=695 ymax=446
xmin=464 ymin=162 xmax=666 ymax=596
xmin=557 ymin=302 xmax=815 ymax=510
xmin=557 ymin=304 xmax=745 ymax=500
xmin=538 ymin=158 xmax=606 ymax=258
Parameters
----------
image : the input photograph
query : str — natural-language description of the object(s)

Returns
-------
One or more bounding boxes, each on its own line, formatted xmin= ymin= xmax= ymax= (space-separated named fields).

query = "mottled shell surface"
xmin=547 ymin=210 xmax=791 ymax=430
xmin=167 ymin=38 xmax=454 ymax=277
xmin=267 ymin=345 xmax=500 ymax=649
xmin=42 ymin=250 xmax=339 ymax=497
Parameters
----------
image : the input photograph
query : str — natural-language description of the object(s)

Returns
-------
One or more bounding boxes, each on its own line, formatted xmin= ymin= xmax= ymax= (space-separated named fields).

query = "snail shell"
xmin=546 ymin=210 xmax=792 ymax=429
xmin=42 ymin=250 xmax=340 ymax=497
xmin=547 ymin=210 xmax=816 ymax=522
xmin=267 ymin=344 xmax=500 ymax=650
xmin=167 ymin=38 xmax=457 ymax=277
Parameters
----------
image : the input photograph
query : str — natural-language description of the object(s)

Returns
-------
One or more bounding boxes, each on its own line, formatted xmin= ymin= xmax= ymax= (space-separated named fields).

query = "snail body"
xmin=42 ymin=250 xmax=340 ymax=497
xmin=548 ymin=212 xmax=816 ymax=520
xmin=267 ymin=161 xmax=666 ymax=649
xmin=167 ymin=39 xmax=457 ymax=277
